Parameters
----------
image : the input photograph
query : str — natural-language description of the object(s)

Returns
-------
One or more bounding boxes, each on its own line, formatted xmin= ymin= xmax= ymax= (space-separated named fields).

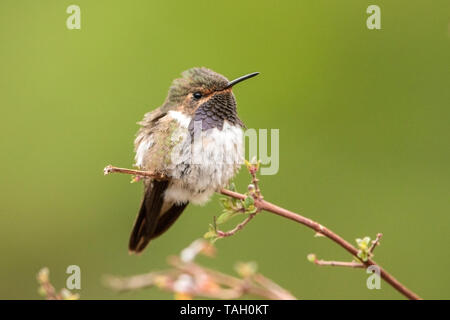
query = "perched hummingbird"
xmin=129 ymin=67 xmax=259 ymax=253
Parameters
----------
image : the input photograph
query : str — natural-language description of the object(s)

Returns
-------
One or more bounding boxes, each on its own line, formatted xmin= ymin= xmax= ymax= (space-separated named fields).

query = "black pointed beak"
xmin=225 ymin=72 xmax=259 ymax=89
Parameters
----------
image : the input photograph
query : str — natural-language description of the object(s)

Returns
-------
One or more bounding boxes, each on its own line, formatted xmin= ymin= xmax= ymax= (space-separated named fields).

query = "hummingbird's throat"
xmin=188 ymin=92 xmax=243 ymax=138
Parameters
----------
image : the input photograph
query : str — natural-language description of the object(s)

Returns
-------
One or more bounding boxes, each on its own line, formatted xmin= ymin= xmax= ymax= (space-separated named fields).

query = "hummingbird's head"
xmin=164 ymin=67 xmax=259 ymax=117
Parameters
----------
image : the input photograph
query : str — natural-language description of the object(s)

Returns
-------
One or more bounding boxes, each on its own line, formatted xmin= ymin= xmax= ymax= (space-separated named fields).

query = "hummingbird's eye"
xmin=193 ymin=92 xmax=202 ymax=100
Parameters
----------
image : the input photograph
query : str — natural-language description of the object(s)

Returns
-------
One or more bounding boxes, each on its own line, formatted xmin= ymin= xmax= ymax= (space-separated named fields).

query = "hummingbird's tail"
xmin=128 ymin=180 xmax=188 ymax=254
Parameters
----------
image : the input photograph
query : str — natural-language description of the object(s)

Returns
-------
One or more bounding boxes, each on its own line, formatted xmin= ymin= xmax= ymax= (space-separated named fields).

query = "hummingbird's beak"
xmin=225 ymin=72 xmax=259 ymax=89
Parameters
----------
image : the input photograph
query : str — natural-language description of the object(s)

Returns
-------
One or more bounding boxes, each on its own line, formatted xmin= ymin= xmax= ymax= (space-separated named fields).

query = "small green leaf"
xmin=204 ymin=223 xmax=217 ymax=240
xmin=244 ymin=196 xmax=254 ymax=209
xmin=203 ymin=230 xmax=216 ymax=240
xmin=216 ymin=211 xmax=235 ymax=225
xmin=355 ymin=236 xmax=371 ymax=261
xmin=357 ymin=250 xmax=369 ymax=262
xmin=219 ymin=197 xmax=233 ymax=210
xmin=245 ymin=205 xmax=257 ymax=214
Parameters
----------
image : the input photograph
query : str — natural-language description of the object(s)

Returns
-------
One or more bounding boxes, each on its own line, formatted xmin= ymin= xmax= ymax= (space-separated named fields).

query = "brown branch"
xmin=104 ymin=165 xmax=166 ymax=180
xmin=103 ymin=163 xmax=421 ymax=300
xmin=216 ymin=212 xmax=257 ymax=238
xmin=104 ymin=239 xmax=296 ymax=300
xmin=168 ymin=256 xmax=296 ymax=300
xmin=219 ymin=188 xmax=421 ymax=300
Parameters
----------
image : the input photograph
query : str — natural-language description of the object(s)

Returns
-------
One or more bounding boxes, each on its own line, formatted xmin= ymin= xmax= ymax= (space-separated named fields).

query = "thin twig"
xmin=39 ymin=279 xmax=60 ymax=300
xmin=219 ymin=188 xmax=421 ymax=300
xmin=103 ymin=269 xmax=180 ymax=292
xmin=249 ymin=167 xmax=263 ymax=200
xmin=215 ymin=161 xmax=263 ymax=239
xmin=37 ymin=267 xmax=79 ymax=300
xmin=169 ymin=256 xmax=295 ymax=300
xmin=369 ymin=233 xmax=383 ymax=254
xmin=217 ymin=212 xmax=257 ymax=238
xmin=104 ymin=239 xmax=296 ymax=300
xmin=104 ymin=165 xmax=166 ymax=180
xmin=252 ymin=273 xmax=297 ymax=300
xmin=312 ymin=259 xmax=364 ymax=268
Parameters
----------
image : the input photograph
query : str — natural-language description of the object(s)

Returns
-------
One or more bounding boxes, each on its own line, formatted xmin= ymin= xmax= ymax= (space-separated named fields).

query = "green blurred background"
xmin=0 ymin=0 xmax=449 ymax=299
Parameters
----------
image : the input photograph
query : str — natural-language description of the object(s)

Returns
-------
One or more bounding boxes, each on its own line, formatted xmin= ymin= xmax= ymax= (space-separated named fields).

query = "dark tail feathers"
xmin=128 ymin=180 xmax=188 ymax=254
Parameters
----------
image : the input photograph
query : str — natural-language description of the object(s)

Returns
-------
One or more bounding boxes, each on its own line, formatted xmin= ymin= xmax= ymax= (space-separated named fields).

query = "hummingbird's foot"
xmin=103 ymin=165 xmax=167 ymax=180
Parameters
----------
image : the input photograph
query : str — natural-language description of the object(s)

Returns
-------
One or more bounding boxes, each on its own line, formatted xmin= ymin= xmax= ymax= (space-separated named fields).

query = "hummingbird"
xmin=129 ymin=67 xmax=259 ymax=253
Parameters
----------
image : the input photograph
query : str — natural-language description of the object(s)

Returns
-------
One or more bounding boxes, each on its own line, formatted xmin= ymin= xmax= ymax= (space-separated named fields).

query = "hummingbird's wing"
xmin=129 ymin=109 xmax=189 ymax=253
xmin=134 ymin=108 xmax=165 ymax=153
